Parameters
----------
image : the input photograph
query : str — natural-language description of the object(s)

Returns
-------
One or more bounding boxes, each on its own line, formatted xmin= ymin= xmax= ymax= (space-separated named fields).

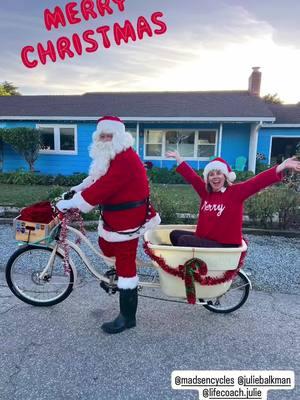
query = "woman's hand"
xmin=276 ymin=156 xmax=300 ymax=173
xmin=166 ymin=150 xmax=183 ymax=164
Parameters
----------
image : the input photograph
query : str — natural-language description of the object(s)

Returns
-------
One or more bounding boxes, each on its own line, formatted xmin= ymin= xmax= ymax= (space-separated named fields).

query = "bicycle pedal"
xmin=99 ymin=281 xmax=118 ymax=295
xmin=104 ymin=269 xmax=118 ymax=279
xmin=198 ymin=299 xmax=208 ymax=305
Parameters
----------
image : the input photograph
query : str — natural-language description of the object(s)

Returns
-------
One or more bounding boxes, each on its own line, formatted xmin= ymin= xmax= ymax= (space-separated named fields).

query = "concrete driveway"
xmin=0 ymin=270 xmax=299 ymax=400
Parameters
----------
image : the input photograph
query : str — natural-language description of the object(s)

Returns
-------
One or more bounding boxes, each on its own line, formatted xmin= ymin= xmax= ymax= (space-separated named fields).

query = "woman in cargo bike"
xmin=166 ymin=151 xmax=300 ymax=248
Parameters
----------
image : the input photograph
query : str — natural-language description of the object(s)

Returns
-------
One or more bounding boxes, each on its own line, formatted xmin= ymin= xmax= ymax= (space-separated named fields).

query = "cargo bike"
xmin=6 ymin=208 xmax=251 ymax=314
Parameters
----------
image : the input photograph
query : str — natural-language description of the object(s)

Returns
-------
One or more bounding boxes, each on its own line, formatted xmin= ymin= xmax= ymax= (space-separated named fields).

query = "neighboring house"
xmin=259 ymin=104 xmax=300 ymax=164
xmin=0 ymin=68 xmax=299 ymax=175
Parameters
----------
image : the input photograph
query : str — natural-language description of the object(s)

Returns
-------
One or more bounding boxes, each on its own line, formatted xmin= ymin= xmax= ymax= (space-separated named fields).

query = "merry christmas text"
xmin=20 ymin=0 xmax=167 ymax=68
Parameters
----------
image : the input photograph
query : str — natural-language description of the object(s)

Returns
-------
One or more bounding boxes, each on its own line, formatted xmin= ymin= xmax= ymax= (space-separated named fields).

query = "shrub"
xmin=147 ymin=167 xmax=186 ymax=184
xmin=150 ymin=185 xmax=181 ymax=224
xmin=0 ymin=171 xmax=87 ymax=186
xmin=147 ymin=166 xmax=254 ymax=184
xmin=245 ymin=185 xmax=300 ymax=229
xmin=275 ymin=186 xmax=300 ymax=229
xmin=46 ymin=185 xmax=66 ymax=202
xmin=0 ymin=167 xmax=255 ymax=186
xmin=245 ymin=188 xmax=279 ymax=228
xmin=234 ymin=170 xmax=255 ymax=182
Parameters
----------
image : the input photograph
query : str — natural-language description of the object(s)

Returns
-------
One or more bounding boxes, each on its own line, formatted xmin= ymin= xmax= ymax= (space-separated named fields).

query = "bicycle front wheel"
xmin=200 ymin=271 xmax=251 ymax=314
xmin=6 ymin=245 xmax=74 ymax=307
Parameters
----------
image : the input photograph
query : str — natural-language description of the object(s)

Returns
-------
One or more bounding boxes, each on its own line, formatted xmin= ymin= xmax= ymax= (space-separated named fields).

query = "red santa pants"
xmin=98 ymin=237 xmax=139 ymax=278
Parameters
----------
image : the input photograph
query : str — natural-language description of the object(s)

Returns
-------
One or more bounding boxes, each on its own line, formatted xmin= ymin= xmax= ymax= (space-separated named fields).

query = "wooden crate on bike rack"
xmin=14 ymin=216 xmax=60 ymax=244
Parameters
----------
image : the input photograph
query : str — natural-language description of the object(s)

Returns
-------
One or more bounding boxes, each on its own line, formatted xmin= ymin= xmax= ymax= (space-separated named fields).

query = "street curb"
xmin=242 ymin=227 xmax=300 ymax=238
xmin=0 ymin=217 xmax=299 ymax=237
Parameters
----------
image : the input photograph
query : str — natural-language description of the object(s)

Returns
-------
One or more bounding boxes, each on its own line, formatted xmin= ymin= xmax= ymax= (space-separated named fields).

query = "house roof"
xmin=267 ymin=104 xmax=300 ymax=124
xmin=0 ymin=91 xmax=275 ymax=121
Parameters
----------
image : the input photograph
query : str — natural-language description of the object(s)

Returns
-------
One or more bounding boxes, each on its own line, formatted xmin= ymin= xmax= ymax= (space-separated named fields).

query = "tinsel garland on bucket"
xmin=143 ymin=241 xmax=247 ymax=304
xmin=59 ymin=209 xmax=86 ymax=274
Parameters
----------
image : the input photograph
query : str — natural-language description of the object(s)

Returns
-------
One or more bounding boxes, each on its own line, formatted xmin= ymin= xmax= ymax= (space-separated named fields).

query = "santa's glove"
xmin=56 ymin=198 xmax=77 ymax=213
xmin=61 ymin=190 xmax=76 ymax=200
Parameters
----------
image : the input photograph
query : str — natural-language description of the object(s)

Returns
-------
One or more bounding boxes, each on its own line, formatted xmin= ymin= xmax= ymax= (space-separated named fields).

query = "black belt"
xmin=100 ymin=197 xmax=151 ymax=235
xmin=101 ymin=198 xmax=148 ymax=212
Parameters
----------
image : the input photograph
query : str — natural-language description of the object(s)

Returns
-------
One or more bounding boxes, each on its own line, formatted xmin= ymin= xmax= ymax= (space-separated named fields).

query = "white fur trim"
xmin=96 ymin=119 xmax=125 ymax=136
xmin=112 ymin=131 xmax=134 ymax=154
xmin=118 ymin=275 xmax=139 ymax=289
xmin=203 ymin=160 xmax=235 ymax=182
xmin=228 ymin=171 xmax=236 ymax=182
xmin=98 ymin=213 xmax=161 ymax=242
xmin=71 ymin=176 xmax=94 ymax=192
xmin=72 ymin=192 xmax=95 ymax=213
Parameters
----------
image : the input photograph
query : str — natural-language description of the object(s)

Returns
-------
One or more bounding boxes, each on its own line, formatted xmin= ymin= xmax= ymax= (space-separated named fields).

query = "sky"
xmin=0 ymin=0 xmax=300 ymax=103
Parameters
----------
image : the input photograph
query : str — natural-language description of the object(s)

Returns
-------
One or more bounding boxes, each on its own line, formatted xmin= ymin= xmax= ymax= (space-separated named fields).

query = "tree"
xmin=0 ymin=81 xmax=21 ymax=96
xmin=0 ymin=127 xmax=41 ymax=172
xmin=0 ymin=86 xmax=11 ymax=96
xmin=262 ymin=93 xmax=283 ymax=104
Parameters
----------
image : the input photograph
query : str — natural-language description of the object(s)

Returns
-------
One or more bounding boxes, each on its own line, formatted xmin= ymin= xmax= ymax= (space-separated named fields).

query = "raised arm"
xmin=236 ymin=156 xmax=300 ymax=201
xmin=166 ymin=151 xmax=206 ymax=197
xmin=276 ymin=156 xmax=300 ymax=174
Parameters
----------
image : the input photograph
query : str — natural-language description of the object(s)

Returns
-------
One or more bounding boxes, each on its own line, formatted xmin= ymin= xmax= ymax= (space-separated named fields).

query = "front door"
xmin=271 ymin=137 xmax=300 ymax=164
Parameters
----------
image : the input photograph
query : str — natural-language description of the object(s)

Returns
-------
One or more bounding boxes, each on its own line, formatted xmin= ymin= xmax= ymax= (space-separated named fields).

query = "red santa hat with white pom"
xmin=203 ymin=157 xmax=236 ymax=182
xmin=95 ymin=116 xmax=125 ymax=137
xmin=92 ymin=115 xmax=133 ymax=152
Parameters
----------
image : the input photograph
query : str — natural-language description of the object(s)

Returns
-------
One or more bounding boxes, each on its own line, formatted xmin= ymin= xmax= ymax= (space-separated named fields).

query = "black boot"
xmin=101 ymin=288 xmax=138 ymax=334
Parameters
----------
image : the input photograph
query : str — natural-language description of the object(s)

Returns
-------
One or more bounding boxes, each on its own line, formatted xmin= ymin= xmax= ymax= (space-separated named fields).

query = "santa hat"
xmin=92 ymin=115 xmax=133 ymax=152
xmin=96 ymin=115 xmax=125 ymax=137
xmin=203 ymin=157 xmax=236 ymax=182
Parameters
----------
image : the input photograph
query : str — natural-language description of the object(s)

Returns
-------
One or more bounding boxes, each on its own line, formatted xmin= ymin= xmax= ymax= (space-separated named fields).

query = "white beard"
xmin=87 ymin=130 xmax=134 ymax=181
xmin=88 ymin=141 xmax=116 ymax=180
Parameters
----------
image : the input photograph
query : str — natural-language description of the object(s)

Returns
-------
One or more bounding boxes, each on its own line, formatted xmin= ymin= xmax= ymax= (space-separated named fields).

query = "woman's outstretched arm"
xmin=236 ymin=156 xmax=300 ymax=200
xmin=166 ymin=150 xmax=206 ymax=197
xmin=276 ymin=156 xmax=300 ymax=174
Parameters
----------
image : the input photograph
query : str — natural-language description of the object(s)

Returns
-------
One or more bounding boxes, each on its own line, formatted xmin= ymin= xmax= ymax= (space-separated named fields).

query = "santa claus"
xmin=57 ymin=116 xmax=160 ymax=334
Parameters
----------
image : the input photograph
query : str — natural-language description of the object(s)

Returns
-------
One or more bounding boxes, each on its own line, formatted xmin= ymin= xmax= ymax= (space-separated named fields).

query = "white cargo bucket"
xmin=144 ymin=225 xmax=247 ymax=299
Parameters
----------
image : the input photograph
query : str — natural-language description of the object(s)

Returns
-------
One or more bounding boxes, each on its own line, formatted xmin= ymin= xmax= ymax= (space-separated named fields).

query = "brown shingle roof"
xmin=0 ymin=91 xmax=274 ymax=120
xmin=267 ymin=104 xmax=300 ymax=124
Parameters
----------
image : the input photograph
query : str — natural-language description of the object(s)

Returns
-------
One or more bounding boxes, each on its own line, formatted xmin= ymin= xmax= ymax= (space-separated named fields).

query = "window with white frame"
xmin=145 ymin=129 xmax=217 ymax=158
xmin=145 ymin=130 xmax=163 ymax=156
xmin=197 ymin=131 xmax=216 ymax=158
xmin=37 ymin=125 xmax=77 ymax=154
xmin=165 ymin=130 xmax=195 ymax=157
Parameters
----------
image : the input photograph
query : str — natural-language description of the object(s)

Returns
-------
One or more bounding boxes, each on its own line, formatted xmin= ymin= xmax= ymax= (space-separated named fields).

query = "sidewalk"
xmin=0 ymin=272 xmax=299 ymax=400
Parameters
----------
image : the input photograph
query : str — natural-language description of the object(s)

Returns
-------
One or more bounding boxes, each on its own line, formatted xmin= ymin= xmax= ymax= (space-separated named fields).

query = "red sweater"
xmin=177 ymin=162 xmax=283 ymax=245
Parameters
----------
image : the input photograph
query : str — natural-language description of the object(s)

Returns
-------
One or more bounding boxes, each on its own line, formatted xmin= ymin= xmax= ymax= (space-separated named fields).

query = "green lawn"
xmin=0 ymin=183 xmax=200 ymax=212
xmin=152 ymin=184 xmax=199 ymax=213
xmin=0 ymin=184 xmax=68 ymax=207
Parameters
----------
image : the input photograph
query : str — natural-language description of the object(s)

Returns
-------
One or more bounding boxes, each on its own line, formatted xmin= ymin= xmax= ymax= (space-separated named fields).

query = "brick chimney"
xmin=248 ymin=67 xmax=261 ymax=96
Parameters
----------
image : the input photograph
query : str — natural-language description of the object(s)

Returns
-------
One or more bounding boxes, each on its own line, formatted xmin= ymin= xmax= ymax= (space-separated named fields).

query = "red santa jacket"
xmin=177 ymin=162 xmax=283 ymax=245
xmin=74 ymin=148 xmax=160 ymax=241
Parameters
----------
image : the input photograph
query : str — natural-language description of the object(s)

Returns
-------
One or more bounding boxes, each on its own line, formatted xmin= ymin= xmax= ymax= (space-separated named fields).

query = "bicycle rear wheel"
xmin=200 ymin=271 xmax=251 ymax=314
xmin=6 ymin=245 xmax=74 ymax=306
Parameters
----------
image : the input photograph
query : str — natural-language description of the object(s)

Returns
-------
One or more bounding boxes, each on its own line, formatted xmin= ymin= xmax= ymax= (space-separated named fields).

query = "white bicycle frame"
xmin=42 ymin=224 xmax=160 ymax=289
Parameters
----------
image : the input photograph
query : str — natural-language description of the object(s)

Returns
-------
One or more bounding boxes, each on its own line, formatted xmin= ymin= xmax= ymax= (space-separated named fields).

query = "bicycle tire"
xmin=200 ymin=270 xmax=251 ymax=314
xmin=6 ymin=245 xmax=74 ymax=307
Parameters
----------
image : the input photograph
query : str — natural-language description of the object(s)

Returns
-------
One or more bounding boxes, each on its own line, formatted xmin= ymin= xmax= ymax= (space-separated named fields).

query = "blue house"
xmin=0 ymin=68 xmax=299 ymax=175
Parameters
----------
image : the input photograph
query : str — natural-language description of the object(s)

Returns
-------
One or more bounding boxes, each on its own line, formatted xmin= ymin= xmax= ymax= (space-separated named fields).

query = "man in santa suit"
xmin=57 ymin=116 xmax=160 ymax=334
